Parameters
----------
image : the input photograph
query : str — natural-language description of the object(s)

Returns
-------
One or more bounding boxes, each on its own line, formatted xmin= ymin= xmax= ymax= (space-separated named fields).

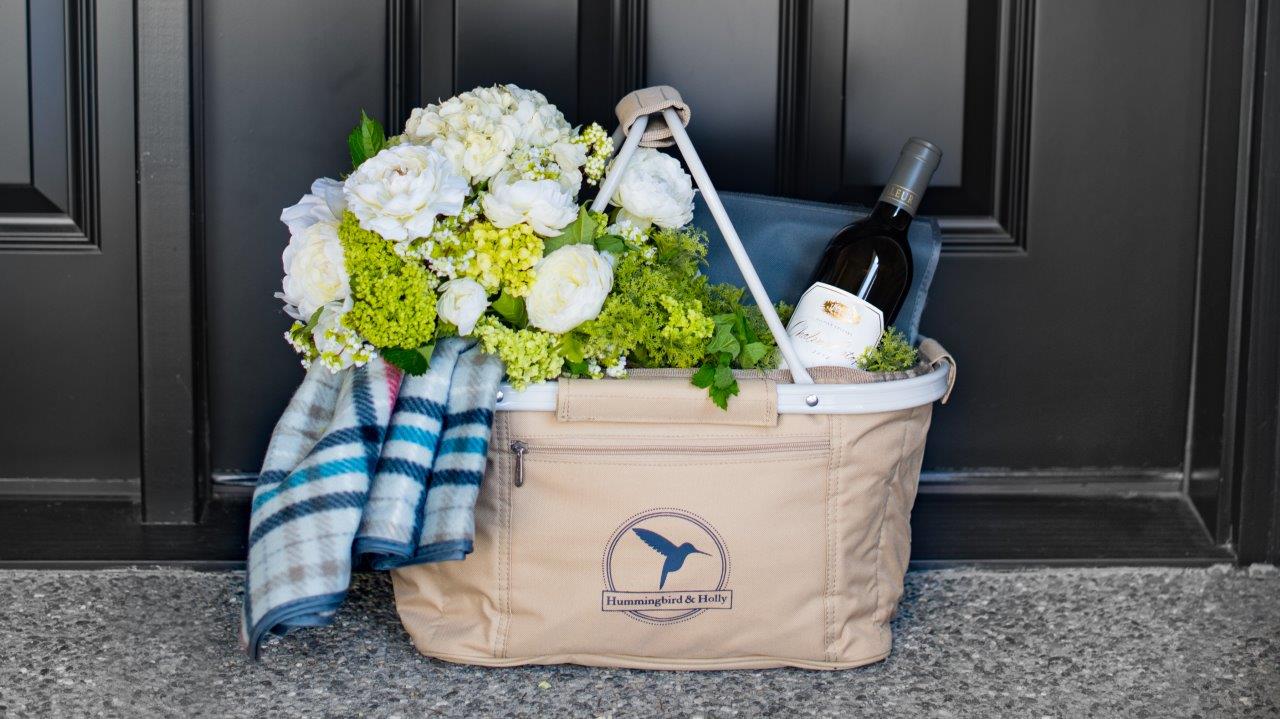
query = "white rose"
xmin=525 ymin=244 xmax=614 ymax=334
xmin=280 ymin=178 xmax=345 ymax=235
xmin=436 ymin=278 xmax=490 ymax=336
xmin=609 ymin=147 xmax=695 ymax=229
xmin=275 ymin=220 xmax=348 ymax=320
xmin=481 ymin=171 xmax=577 ymax=237
xmin=343 ymin=144 xmax=467 ymax=241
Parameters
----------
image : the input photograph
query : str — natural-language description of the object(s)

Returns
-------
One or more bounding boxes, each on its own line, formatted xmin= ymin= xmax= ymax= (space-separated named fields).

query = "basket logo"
xmin=601 ymin=508 xmax=732 ymax=624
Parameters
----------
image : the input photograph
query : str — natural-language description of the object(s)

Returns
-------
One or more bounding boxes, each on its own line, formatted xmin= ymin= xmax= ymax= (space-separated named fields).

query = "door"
xmin=2 ymin=0 xmax=1277 ymax=565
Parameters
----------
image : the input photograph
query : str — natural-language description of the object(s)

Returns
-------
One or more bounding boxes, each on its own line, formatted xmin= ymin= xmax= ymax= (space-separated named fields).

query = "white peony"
xmin=609 ymin=147 xmax=696 ymax=229
xmin=481 ymin=171 xmax=577 ymax=237
xmin=436 ymin=278 xmax=490 ymax=336
xmin=343 ymin=144 xmax=467 ymax=241
xmin=525 ymin=244 xmax=614 ymax=334
xmin=276 ymin=220 xmax=348 ymax=321
xmin=280 ymin=178 xmax=345 ymax=235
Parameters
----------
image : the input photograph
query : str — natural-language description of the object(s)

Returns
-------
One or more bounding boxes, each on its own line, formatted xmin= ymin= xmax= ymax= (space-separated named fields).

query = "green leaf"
xmin=381 ymin=343 xmax=434 ymax=376
xmin=543 ymin=206 xmax=598 ymax=255
xmin=303 ymin=306 xmax=325 ymax=334
xmin=566 ymin=359 xmax=590 ymax=376
xmin=490 ymin=290 xmax=528 ymax=328
xmin=706 ymin=325 xmax=741 ymax=357
xmin=691 ymin=363 xmax=717 ymax=389
xmin=348 ymin=110 xmax=386 ymax=169
xmin=708 ymin=380 xmax=740 ymax=410
xmin=739 ymin=341 xmax=767 ymax=369
xmin=713 ymin=364 xmax=736 ymax=390
xmin=556 ymin=333 xmax=585 ymax=363
xmin=593 ymin=234 xmax=626 ymax=255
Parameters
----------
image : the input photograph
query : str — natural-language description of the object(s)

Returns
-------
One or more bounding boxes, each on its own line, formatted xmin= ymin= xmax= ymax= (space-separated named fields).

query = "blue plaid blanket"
xmin=240 ymin=338 xmax=503 ymax=658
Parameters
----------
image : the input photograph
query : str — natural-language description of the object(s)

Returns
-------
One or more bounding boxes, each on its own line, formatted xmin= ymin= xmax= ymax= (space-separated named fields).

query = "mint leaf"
xmin=594 ymin=234 xmax=626 ymax=255
xmin=544 ymin=206 xmax=597 ymax=254
xmin=490 ymin=290 xmax=528 ymax=328
xmin=706 ymin=325 xmax=741 ymax=357
xmin=691 ymin=363 xmax=717 ymax=389
xmin=708 ymin=380 xmax=740 ymax=410
xmin=739 ymin=341 xmax=767 ymax=369
xmin=713 ymin=364 xmax=736 ymax=390
xmin=381 ymin=343 xmax=434 ymax=376
xmin=348 ymin=110 xmax=386 ymax=169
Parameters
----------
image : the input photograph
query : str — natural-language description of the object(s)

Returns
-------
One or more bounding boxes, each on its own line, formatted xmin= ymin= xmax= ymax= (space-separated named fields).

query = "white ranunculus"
xmin=459 ymin=124 xmax=515 ymax=181
xmin=525 ymin=244 xmax=614 ymax=334
xmin=276 ymin=220 xmax=348 ymax=320
xmin=609 ymin=147 xmax=695 ymax=229
xmin=280 ymin=178 xmax=345 ymax=235
xmin=436 ymin=278 xmax=490 ymax=336
xmin=481 ymin=171 xmax=577 ymax=237
xmin=343 ymin=144 xmax=467 ymax=241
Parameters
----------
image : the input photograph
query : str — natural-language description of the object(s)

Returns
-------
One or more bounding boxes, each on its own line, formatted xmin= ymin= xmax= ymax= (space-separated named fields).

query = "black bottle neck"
xmin=867 ymin=200 xmax=914 ymax=235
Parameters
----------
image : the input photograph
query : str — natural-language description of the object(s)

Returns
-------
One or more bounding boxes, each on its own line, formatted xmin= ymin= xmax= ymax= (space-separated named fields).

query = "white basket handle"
xmin=589 ymin=89 xmax=815 ymax=385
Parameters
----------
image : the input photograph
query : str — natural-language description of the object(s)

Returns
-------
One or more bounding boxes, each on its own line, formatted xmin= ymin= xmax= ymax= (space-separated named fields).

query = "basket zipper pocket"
xmin=507 ymin=438 xmax=830 ymax=487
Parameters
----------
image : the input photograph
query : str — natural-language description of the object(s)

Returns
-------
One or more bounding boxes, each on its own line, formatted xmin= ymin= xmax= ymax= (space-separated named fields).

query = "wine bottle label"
xmin=785 ymin=282 xmax=885 ymax=370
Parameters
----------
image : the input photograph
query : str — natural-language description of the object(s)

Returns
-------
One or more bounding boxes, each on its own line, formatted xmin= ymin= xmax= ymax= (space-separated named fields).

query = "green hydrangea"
xmin=472 ymin=315 xmax=564 ymax=389
xmin=575 ymin=231 xmax=715 ymax=370
xmin=430 ymin=220 xmax=542 ymax=296
xmin=339 ymin=211 xmax=437 ymax=349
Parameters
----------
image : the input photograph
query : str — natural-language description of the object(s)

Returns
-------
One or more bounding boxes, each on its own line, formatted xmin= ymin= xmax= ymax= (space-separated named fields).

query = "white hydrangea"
xmin=403 ymin=84 xmax=584 ymax=186
xmin=343 ymin=144 xmax=467 ymax=242
xmin=480 ymin=171 xmax=577 ymax=237
xmin=609 ymin=147 xmax=696 ymax=229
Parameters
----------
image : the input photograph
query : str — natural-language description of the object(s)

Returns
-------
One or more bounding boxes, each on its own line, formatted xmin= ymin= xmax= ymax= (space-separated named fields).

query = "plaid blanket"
xmin=240 ymin=338 xmax=503 ymax=658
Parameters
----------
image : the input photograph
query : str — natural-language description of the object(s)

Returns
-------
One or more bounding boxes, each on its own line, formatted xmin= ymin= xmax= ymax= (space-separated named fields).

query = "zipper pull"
xmin=510 ymin=440 xmax=528 ymax=487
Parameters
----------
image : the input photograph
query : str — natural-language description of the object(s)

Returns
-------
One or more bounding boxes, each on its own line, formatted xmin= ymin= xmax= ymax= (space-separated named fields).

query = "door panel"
xmin=0 ymin=0 xmax=139 ymax=480
xmin=201 ymin=0 xmax=388 ymax=472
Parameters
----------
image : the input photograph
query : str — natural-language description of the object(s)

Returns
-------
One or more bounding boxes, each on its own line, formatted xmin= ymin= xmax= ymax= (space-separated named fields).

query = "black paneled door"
xmin=1 ymin=0 xmax=1276 ymax=564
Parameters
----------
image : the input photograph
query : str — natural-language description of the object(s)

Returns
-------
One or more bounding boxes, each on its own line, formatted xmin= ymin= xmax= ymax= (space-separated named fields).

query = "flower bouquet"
xmin=277 ymin=84 xmax=786 ymax=408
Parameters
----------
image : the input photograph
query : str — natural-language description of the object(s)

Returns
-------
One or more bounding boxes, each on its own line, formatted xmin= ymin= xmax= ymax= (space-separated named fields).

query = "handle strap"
xmin=590 ymin=87 xmax=815 ymax=384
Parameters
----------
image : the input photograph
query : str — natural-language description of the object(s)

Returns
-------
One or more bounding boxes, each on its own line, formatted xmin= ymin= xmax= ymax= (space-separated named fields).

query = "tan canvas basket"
xmin=391 ymin=88 xmax=955 ymax=670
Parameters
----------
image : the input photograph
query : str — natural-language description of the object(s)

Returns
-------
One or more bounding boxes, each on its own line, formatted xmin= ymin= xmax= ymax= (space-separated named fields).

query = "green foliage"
xmin=381 ymin=343 xmax=435 ymax=376
xmin=339 ymin=211 xmax=438 ymax=349
xmin=856 ymin=327 xmax=919 ymax=373
xmin=490 ymin=290 xmax=528 ymax=328
xmin=347 ymin=110 xmax=385 ymax=169
xmin=693 ymin=305 xmax=774 ymax=409
xmin=543 ymin=206 xmax=604 ymax=254
xmin=574 ymin=234 xmax=716 ymax=373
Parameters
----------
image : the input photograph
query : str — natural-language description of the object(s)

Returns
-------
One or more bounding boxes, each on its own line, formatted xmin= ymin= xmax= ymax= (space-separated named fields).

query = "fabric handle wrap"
xmin=590 ymin=87 xmax=815 ymax=385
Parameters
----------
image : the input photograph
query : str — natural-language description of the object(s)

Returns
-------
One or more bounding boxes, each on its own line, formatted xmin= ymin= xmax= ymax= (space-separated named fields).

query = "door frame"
xmin=0 ymin=0 xmax=1276 ymax=566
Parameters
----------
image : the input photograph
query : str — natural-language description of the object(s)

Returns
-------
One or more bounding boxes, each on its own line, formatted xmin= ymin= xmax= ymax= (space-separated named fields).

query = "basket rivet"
xmin=495 ymin=390 xmax=505 ymax=403
xmin=805 ymin=394 xmax=819 ymax=407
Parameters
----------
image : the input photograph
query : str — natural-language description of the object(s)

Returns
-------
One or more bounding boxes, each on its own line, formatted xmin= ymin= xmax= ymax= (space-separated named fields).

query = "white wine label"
xmin=785 ymin=282 xmax=885 ymax=370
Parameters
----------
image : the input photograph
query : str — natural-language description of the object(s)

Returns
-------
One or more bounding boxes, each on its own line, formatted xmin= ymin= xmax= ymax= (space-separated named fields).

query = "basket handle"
xmin=589 ymin=90 xmax=815 ymax=385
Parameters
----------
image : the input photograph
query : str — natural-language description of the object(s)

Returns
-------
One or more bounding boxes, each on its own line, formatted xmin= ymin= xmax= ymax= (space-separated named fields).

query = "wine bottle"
xmin=786 ymin=137 xmax=941 ymax=369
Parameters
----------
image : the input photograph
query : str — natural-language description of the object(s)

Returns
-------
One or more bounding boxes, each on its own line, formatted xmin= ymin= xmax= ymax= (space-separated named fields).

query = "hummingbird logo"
xmin=632 ymin=527 xmax=711 ymax=589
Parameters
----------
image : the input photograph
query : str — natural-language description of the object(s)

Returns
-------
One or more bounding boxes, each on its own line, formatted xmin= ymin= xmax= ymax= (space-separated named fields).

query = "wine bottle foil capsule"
xmin=878 ymin=137 xmax=942 ymax=216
